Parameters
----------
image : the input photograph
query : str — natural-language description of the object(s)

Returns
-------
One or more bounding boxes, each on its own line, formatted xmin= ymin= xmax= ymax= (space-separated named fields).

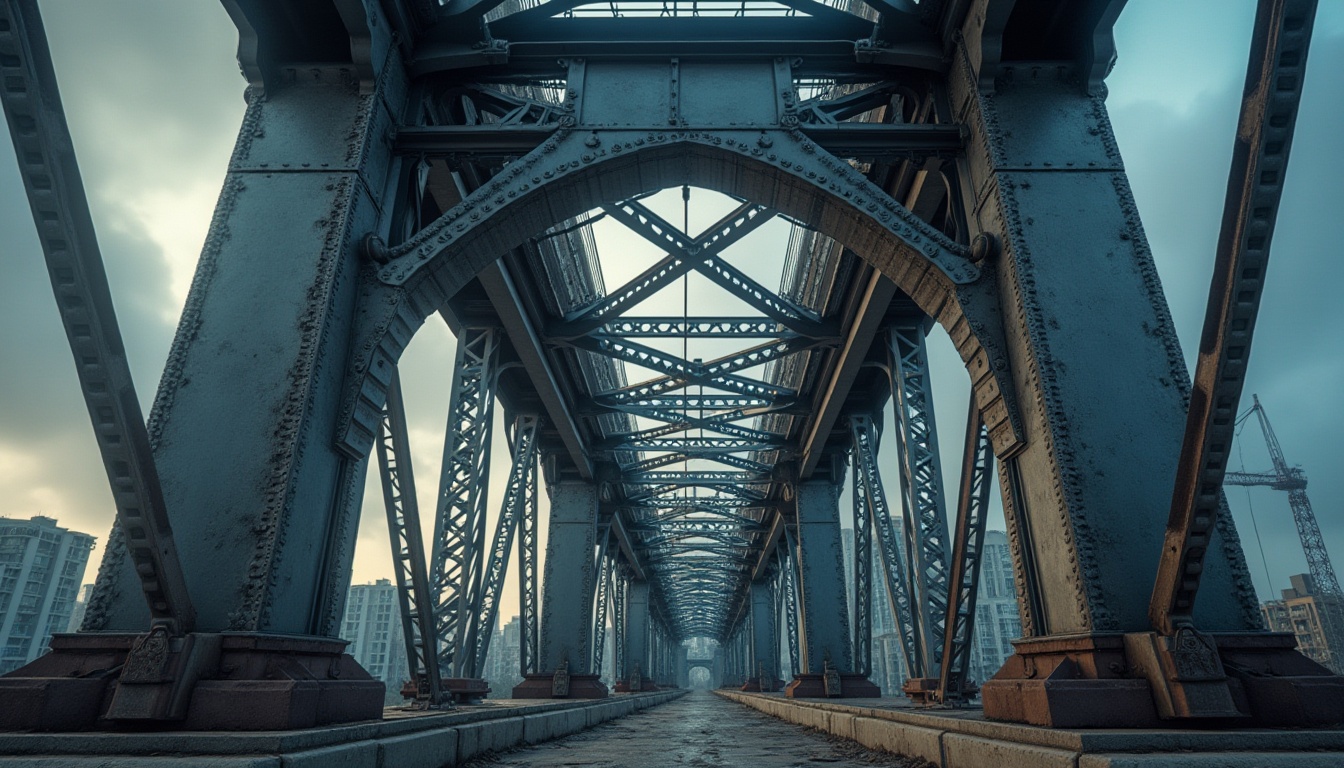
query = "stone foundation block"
xmin=455 ymin=717 xmax=524 ymax=763
xmin=377 ymin=727 xmax=458 ymax=768
xmin=853 ymin=717 xmax=944 ymax=766
xmin=1078 ymin=754 xmax=1344 ymax=768
xmin=280 ymin=742 xmax=377 ymax=768
xmin=943 ymin=733 xmax=1074 ymax=768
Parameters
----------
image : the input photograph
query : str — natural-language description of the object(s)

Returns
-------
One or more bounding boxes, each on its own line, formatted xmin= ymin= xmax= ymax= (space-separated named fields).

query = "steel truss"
xmin=375 ymin=368 xmax=444 ymax=704
xmin=935 ymin=398 xmax=995 ymax=705
xmin=850 ymin=414 xmax=919 ymax=678
xmin=888 ymin=325 xmax=952 ymax=677
xmin=429 ymin=327 xmax=502 ymax=676
xmin=463 ymin=414 xmax=541 ymax=678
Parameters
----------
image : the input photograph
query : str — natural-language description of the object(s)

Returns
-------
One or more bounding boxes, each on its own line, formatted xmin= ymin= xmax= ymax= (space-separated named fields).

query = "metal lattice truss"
xmin=429 ymin=328 xmax=502 ymax=677
xmin=539 ymin=195 xmax=847 ymax=643
xmin=888 ymin=325 xmax=952 ymax=677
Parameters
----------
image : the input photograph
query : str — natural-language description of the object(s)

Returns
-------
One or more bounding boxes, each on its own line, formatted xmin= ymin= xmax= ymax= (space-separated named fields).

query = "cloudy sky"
xmin=1 ymin=1 xmax=1341 ymax=637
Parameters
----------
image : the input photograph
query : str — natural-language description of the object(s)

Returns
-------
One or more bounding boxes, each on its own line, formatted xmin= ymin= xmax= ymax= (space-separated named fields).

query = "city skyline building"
xmin=483 ymin=614 xmax=523 ymax=696
xmin=1261 ymin=573 xmax=1344 ymax=673
xmin=340 ymin=579 xmax=410 ymax=705
xmin=0 ymin=515 xmax=95 ymax=674
xmin=841 ymin=526 xmax=1022 ymax=694
xmin=65 ymin=583 xmax=94 ymax=633
xmin=968 ymin=530 xmax=1022 ymax=686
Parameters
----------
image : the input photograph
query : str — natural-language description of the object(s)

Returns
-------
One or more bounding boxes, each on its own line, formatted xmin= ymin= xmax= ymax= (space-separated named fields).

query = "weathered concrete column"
xmin=785 ymin=481 xmax=878 ymax=697
xmin=946 ymin=38 xmax=1319 ymax=725
xmin=675 ymin=645 xmax=689 ymax=689
xmin=514 ymin=479 xmax=606 ymax=698
xmin=742 ymin=581 xmax=779 ymax=691
xmin=615 ymin=580 xmax=651 ymax=691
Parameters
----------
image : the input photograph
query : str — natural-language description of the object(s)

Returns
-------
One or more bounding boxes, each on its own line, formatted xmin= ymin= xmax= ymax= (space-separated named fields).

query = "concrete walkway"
xmin=463 ymin=689 xmax=923 ymax=767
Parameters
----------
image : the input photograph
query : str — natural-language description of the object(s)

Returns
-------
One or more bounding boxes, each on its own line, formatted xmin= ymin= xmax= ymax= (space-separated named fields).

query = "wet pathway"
xmin=463 ymin=690 xmax=925 ymax=767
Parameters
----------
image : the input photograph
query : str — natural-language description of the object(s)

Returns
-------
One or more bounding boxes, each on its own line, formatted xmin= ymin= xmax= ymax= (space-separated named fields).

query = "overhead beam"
xmin=395 ymin=123 xmax=963 ymax=160
xmin=799 ymin=268 xmax=897 ymax=477
xmin=477 ymin=262 xmax=594 ymax=479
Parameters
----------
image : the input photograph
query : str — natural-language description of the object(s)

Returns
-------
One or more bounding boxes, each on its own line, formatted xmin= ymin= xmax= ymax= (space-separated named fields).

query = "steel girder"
xmin=936 ymin=399 xmax=995 ymax=704
xmin=464 ymin=414 xmax=541 ymax=677
xmin=888 ymin=325 xmax=952 ymax=677
xmin=591 ymin=526 xmax=612 ymax=676
xmin=375 ymin=369 xmax=444 ymax=704
xmin=781 ymin=527 xmax=803 ymax=677
xmin=851 ymin=414 xmax=919 ymax=678
xmin=519 ymin=435 xmax=542 ymax=676
xmin=612 ymin=567 xmax=626 ymax=681
xmin=852 ymin=434 xmax=874 ymax=678
xmin=429 ymin=327 xmax=502 ymax=675
xmin=0 ymin=0 xmax=195 ymax=635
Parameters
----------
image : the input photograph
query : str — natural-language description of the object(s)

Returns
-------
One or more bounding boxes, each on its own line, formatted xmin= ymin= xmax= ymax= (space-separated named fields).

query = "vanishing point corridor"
xmin=463 ymin=693 xmax=919 ymax=768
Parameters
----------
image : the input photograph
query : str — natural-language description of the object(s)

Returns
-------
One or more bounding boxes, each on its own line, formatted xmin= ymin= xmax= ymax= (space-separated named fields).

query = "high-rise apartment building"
xmin=1261 ymin=573 xmax=1344 ymax=673
xmin=484 ymin=614 xmax=522 ymax=696
xmin=0 ymin=515 xmax=95 ymax=674
xmin=842 ymin=526 xmax=906 ymax=694
xmin=968 ymin=530 xmax=1021 ymax=685
xmin=340 ymin=579 xmax=409 ymax=705
xmin=65 ymin=583 xmax=94 ymax=633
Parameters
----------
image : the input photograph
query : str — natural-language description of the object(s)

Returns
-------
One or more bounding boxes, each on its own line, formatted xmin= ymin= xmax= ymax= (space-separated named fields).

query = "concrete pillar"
xmin=745 ymin=581 xmax=779 ymax=690
xmin=619 ymin=580 xmax=650 ymax=689
xmin=786 ymin=480 xmax=878 ymax=697
xmin=514 ymin=479 xmax=606 ymax=697
xmin=675 ymin=645 xmax=689 ymax=689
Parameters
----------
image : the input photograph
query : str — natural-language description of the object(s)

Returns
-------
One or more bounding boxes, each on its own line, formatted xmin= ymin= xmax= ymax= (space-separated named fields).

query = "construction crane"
xmin=1226 ymin=394 xmax=1344 ymax=671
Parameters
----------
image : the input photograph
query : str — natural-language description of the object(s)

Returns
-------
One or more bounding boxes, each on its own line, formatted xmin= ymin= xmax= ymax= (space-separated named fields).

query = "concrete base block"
xmin=281 ymin=742 xmax=378 ymax=768
xmin=0 ymin=761 xmax=279 ymax=768
xmin=853 ymin=717 xmax=943 ymax=765
xmin=455 ymin=717 xmax=525 ymax=762
xmin=0 ymin=692 xmax=687 ymax=767
xmin=377 ymin=728 xmax=458 ymax=768
xmin=943 ymin=733 xmax=1075 ymax=768
xmin=718 ymin=690 xmax=1344 ymax=768
xmin=1078 ymin=755 xmax=1344 ymax=768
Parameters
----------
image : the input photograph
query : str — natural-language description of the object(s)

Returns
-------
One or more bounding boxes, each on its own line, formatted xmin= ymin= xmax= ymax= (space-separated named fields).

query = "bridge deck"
xmin=462 ymin=689 xmax=915 ymax=768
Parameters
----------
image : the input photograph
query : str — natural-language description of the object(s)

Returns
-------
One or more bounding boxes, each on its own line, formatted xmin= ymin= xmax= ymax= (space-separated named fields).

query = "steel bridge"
xmin=1 ymin=0 xmax=1342 ymax=759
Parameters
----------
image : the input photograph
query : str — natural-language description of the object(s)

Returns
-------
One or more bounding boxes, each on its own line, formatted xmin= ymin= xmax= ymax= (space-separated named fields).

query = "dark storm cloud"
xmin=0 ymin=2 xmax=244 ymax=567
xmin=1108 ymin=18 xmax=1344 ymax=598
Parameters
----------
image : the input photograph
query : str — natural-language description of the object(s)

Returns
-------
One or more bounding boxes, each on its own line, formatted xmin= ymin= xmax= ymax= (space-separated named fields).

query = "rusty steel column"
xmin=948 ymin=5 xmax=1338 ymax=726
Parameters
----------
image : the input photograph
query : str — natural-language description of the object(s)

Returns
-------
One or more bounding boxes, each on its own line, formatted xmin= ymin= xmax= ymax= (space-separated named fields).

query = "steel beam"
xmin=0 ymin=0 xmax=195 ymax=635
xmin=429 ymin=327 xmax=501 ymax=676
xmin=375 ymin=368 xmax=443 ymax=704
xmin=935 ymin=397 xmax=995 ymax=705
xmin=1151 ymin=0 xmax=1319 ymax=635
xmin=478 ymin=264 xmax=593 ymax=478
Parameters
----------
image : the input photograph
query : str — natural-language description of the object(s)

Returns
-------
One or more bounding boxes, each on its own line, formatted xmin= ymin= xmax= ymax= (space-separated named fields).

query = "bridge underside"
xmin=1 ymin=0 xmax=1342 ymax=739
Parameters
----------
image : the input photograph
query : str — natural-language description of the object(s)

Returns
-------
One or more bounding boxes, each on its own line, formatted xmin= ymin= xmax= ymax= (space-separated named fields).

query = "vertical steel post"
xmin=375 ymin=368 xmax=443 ymax=704
xmin=465 ymin=415 xmax=541 ymax=677
xmin=888 ymin=325 xmax=952 ymax=678
xmin=936 ymin=397 xmax=995 ymax=705
xmin=429 ymin=327 xmax=501 ymax=675
xmin=852 ymin=414 xmax=919 ymax=678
